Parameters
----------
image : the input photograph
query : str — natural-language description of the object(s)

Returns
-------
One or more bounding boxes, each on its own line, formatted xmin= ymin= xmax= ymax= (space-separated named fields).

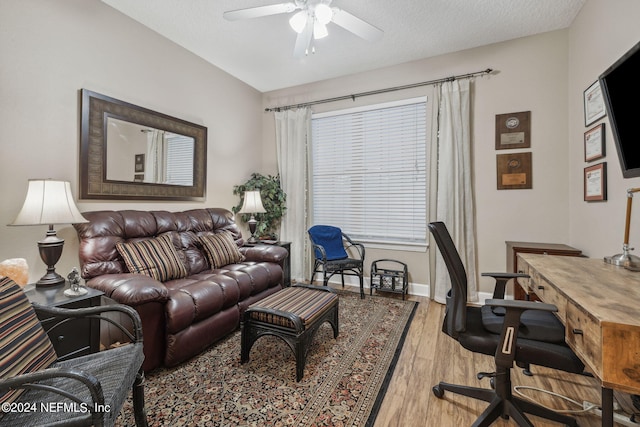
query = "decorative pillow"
xmin=199 ymin=232 xmax=245 ymax=269
xmin=0 ymin=276 xmax=57 ymax=405
xmin=116 ymin=234 xmax=188 ymax=282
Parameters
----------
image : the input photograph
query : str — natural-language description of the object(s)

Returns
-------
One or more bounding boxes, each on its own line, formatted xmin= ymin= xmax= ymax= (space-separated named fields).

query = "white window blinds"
xmin=311 ymin=97 xmax=427 ymax=246
xmin=165 ymin=134 xmax=194 ymax=186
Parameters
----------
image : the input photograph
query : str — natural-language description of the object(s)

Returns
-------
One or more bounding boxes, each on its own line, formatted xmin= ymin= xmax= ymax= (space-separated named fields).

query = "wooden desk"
xmin=518 ymin=253 xmax=640 ymax=426
xmin=506 ymin=241 xmax=582 ymax=300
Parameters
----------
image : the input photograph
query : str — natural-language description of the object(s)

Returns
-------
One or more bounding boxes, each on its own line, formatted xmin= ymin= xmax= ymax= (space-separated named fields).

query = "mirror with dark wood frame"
xmin=80 ymin=89 xmax=207 ymax=201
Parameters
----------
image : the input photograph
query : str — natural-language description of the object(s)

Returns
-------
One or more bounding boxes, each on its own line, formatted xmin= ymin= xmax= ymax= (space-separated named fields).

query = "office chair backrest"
xmin=428 ymin=222 xmax=468 ymax=337
xmin=308 ymin=225 xmax=349 ymax=260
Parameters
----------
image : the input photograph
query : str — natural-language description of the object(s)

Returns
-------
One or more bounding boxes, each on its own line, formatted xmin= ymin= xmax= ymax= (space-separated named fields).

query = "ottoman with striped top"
xmin=240 ymin=284 xmax=339 ymax=381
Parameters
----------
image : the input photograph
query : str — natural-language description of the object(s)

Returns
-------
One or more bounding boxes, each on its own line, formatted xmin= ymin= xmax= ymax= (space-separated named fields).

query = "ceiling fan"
xmin=223 ymin=0 xmax=383 ymax=58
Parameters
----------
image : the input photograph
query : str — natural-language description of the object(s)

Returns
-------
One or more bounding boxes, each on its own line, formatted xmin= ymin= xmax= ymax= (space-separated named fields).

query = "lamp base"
xmin=36 ymin=272 xmax=66 ymax=287
xmin=246 ymin=215 xmax=260 ymax=245
xmin=36 ymin=230 xmax=65 ymax=288
xmin=604 ymin=246 xmax=640 ymax=268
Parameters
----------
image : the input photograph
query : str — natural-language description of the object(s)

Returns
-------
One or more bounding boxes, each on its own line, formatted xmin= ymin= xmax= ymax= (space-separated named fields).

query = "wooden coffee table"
xmin=240 ymin=284 xmax=339 ymax=381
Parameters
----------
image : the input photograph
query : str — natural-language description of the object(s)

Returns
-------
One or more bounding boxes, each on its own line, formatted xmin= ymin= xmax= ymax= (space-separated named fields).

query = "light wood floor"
xmin=333 ymin=286 xmax=638 ymax=426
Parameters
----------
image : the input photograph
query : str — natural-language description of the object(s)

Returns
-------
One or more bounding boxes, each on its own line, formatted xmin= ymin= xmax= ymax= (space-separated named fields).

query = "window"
xmin=311 ymin=97 xmax=427 ymax=247
xmin=165 ymin=133 xmax=194 ymax=186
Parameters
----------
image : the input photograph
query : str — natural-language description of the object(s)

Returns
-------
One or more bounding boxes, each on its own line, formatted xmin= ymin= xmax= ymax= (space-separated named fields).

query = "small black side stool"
xmin=241 ymin=284 xmax=339 ymax=381
xmin=370 ymin=259 xmax=409 ymax=300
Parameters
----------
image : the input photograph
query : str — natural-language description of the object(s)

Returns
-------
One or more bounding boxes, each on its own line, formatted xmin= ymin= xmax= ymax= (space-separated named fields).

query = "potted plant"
xmin=232 ymin=173 xmax=286 ymax=240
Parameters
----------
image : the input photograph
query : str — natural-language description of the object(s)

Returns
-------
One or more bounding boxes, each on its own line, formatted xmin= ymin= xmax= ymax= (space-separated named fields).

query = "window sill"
xmin=360 ymin=241 xmax=428 ymax=252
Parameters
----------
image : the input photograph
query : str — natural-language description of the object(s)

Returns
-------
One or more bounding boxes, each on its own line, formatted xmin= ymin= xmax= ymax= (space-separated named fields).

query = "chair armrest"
xmin=484 ymin=299 xmax=558 ymax=368
xmin=481 ymin=272 xmax=530 ymax=299
xmin=0 ymin=367 xmax=105 ymax=421
xmin=342 ymin=234 xmax=365 ymax=260
xmin=311 ymin=243 xmax=328 ymax=262
xmin=33 ymin=303 xmax=143 ymax=344
xmin=485 ymin=299 xmax=557 ymax=313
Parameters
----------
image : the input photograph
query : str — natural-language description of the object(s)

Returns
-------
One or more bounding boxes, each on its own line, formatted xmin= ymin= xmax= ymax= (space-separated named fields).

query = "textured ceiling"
xmin=101 ymin=0 xmax=585 ymax=92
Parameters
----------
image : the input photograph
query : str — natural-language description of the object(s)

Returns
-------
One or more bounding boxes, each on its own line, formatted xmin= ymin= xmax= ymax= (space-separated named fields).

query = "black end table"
xmin=24 ymin=283 xmax=103 ymax=360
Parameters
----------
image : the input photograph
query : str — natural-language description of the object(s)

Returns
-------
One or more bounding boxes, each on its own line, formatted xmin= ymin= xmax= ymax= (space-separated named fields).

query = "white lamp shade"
xmin=238 ymin=190 xmax=266 ymax=214
xmin=10 ymin=180 xmax=88 ymax=226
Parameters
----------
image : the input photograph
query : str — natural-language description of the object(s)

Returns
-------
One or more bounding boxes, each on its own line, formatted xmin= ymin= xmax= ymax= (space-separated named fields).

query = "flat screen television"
xmin=599 ymin=40 xmax=640 ymax=178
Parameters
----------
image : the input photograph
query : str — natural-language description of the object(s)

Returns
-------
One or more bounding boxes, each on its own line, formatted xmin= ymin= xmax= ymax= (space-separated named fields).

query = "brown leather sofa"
xmin=73 ymin=208 xmax=287 ymax=372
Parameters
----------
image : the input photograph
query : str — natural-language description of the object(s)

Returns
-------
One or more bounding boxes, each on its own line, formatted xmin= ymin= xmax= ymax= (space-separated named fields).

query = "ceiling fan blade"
xmin=223 ymin=3 xmax=297 ymax=21
xmin=331 ymin=8 xmax=383 ymax=42
xmin=293 ymin=17 xmax=314 ymax=58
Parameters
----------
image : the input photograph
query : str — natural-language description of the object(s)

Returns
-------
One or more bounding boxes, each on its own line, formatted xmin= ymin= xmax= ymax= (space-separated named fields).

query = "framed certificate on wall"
xmin=495 ymin=111 xmax=531 ymax=150
xmin=584 ymin=162 xmax=607 ymax=201
xmin=583 ymin=81 xmax=606 ymax=127
xmin=497 ymin=152 xmax=532 ymax=190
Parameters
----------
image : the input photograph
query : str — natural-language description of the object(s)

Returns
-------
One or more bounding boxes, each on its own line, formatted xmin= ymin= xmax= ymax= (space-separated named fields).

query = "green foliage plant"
xmin=232 ymin=173 xmax=286 ymax=239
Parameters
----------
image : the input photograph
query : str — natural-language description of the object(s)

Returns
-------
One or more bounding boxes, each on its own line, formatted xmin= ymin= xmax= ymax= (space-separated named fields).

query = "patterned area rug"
xmin=117 ymin=290 xmax=417 ymax=426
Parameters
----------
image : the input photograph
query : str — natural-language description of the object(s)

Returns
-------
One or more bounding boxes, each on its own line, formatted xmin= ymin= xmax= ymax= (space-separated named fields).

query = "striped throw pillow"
xmin=116 ymin=234 xmax=188 ymax=282
xmin=0 ymin=276 xmax=57 ymax=405
xmin=199 ymin=232 xmax=245 ymax=269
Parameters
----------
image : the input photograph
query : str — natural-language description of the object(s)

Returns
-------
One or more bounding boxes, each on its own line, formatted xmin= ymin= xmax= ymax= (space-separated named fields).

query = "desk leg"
xmin=601 ymin=387 xmax=613 ymax=427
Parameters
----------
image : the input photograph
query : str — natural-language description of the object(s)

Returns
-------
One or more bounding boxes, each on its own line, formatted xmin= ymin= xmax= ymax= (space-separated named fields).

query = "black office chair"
xmin=428 ymin=222 xmax=585 ymax=427
xmin=308 ymin=225 xmax=365 ymax=298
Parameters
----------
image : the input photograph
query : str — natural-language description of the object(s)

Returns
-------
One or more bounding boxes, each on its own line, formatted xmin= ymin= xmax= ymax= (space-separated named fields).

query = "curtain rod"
xmin=265 ymin=68 xmax=493 ymax=112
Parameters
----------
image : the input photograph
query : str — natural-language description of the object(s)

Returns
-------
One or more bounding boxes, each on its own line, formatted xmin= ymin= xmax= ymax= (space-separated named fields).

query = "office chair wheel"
xmin=432 ymin=385 xmax=444 ymax=398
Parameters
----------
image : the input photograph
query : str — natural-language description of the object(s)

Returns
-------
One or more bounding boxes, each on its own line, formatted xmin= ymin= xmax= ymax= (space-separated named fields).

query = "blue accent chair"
xmin=308 ymin=225 xmax=365 ymax=298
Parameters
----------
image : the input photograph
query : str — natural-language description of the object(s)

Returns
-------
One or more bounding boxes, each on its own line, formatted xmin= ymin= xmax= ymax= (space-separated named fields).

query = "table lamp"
xmin=238 ymin=190 xmax=266 ymax=244
xmin=9 ymin=179 xmax=88 ymax=287
xmin=604 ymin=187 xmax=640 ymax=268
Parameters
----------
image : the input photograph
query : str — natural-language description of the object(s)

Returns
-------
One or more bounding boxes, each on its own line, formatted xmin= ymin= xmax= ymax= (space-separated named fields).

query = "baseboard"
xmin=316 ymin=276 xmax=430 ymax=298
xmin=309 ymin=277 xmax=502 ymax=302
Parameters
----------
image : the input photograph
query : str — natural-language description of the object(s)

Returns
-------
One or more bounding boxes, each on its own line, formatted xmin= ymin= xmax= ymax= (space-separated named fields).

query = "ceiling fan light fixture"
xmin=313 ymin=21 xmax=328 ymax=39
xmin=289 ymin=10 xmax=308 ymax=33
xmin=314 ymin=3 xmax=333 ymax=25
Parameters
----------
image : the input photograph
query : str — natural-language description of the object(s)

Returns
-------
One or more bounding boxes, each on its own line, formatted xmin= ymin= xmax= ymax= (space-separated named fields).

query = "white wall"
xmin=262 ymin=30 xmax=572 ymax=295
xmin=262 ymin=1 xmax=640 ymax=296
xmin=3 ymin=0 xmax=637 ymax=293
xmin=0 ymin=0 xmax=264 ymax=282
xmin=567 ymin=0 xmax=640 ymax=258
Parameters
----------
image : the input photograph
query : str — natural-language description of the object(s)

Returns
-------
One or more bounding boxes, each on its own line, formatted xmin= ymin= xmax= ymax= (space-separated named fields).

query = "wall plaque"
xmin=497 ymin=152 xmax=532 ymax=190
xmin=495 ymin=111 xmax=531 ymax=150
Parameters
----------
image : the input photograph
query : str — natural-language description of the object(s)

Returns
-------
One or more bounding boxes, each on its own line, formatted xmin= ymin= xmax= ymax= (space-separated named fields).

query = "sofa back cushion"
xmin=0 ymin=277 xmax=57 ymax=404
xmin=74 ymin=208 xmax=244 ymax=280
xmin=116 ymin=234 xmax=188 ymax=281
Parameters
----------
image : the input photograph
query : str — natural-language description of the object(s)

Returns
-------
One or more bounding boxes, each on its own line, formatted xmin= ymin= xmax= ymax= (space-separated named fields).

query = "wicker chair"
xmin=308 ymin=225 xmax=365 ymax=298
xmin=0 ymin=277 xmax=147 ymax=426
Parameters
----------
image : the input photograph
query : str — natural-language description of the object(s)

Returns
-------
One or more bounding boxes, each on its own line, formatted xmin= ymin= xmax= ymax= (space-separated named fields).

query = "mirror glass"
xmin=80 ymin=89 xmax=207 ymax=201
xmin=105 ymin=117 xmax=195 ymax=186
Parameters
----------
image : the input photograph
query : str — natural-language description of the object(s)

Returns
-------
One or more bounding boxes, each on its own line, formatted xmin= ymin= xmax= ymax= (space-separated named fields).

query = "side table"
xmin=24 ymin=283 xmax=103 ymax=361
xmin=244 ymin=241 xmax=291 ymax=287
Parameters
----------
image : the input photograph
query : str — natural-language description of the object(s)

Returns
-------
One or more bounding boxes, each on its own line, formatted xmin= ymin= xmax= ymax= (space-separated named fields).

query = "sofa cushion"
xmin=0 ymin=277 xmax=57 ymax=404
xmin=199 ymin=232 xmax=245 ymax=269
xmin=116 ymin=234 xmax=188 ymax=282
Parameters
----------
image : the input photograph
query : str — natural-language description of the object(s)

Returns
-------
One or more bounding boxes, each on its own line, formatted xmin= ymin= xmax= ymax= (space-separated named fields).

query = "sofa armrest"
xmin=239 ymin=245 xmax=288 ymax=264
xmin=86 ymin=273 xmax=169 ymax=306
